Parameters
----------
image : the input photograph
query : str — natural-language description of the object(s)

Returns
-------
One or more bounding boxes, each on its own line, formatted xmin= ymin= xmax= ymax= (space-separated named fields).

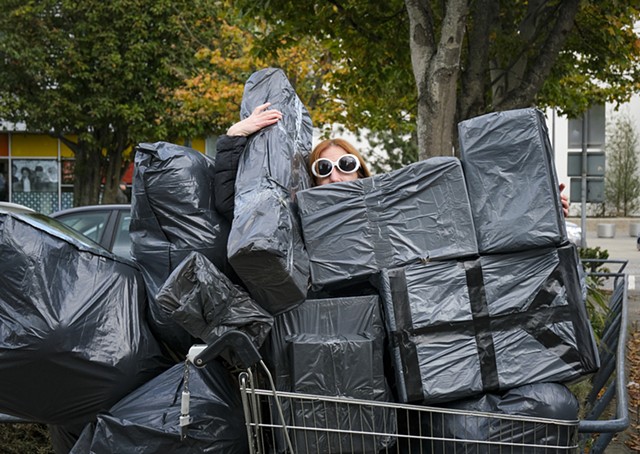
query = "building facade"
xmin=0 ymin=128 xmax=210 ymax=215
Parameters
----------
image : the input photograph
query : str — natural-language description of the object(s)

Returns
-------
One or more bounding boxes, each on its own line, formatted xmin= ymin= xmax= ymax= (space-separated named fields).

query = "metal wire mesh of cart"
xmin=239 ymin=364 xmax=580 ymax=454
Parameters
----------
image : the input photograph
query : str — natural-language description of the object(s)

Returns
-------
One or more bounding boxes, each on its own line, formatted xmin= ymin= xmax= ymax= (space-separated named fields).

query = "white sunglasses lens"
xmin=315 ymin=159 xmax=334 ymax=177
xmin=338 ymin=155 xmax=359 ymax=173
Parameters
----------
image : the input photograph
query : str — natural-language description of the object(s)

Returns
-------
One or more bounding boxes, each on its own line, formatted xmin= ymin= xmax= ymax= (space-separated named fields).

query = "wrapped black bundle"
xmin=156 ymin=251 xmax=273 ymax=349
xmin=130 ymin=141 xmax=230 ymax=356
xmin=458 ymin=108 xmax=568 ymax=254
xmin=419 ymin=383 xmax=579 ymax=453
xmin=379 ymin=243 xmax=599 ymax=404
xmin=263 ymin=295 xmax=396 ymax=453
xmin=0 ymin=209 xmax=170 ymax=425
xmin=227 ymin=67 xmax=313 ymax=315
xmin=297 ymin=157 xmax=478 ymax=290
xmin=69 ymin=360 xmax=248 ymax=454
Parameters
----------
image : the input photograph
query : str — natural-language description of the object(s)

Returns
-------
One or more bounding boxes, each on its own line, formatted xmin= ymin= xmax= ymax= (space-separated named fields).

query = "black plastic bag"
xmin=410 ymin=383 xmax=580 ymax=453
xmin=263 ymin=295 xmax=396 ymax=453
xmin=227 ymin=68 xmax=313 ymax=315
xmin=69 ymin=360 xmax=248 ymax=454
xmin=156 ymin=251 xmax=273 ymax=349
xmin=379 ymin=243 xmax=599 ymax=404
xmin=458 ymin=108 xmax=567 ymax=254
xmin=0 ymin=209 xmax=170 ymax=425
xmin=130 ymin=141 xmax=230 ymax=357
xmin=297 ymin=157 xmax=478 ymax=290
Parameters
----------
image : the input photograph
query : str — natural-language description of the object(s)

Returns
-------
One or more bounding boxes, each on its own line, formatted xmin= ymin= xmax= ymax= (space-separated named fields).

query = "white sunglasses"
xmin=311 ymin=155 xmax=361 ymax=178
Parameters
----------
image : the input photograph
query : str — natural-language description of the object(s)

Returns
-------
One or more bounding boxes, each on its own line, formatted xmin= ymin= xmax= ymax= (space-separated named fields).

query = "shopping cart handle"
xmin=192 ymin=330 xmax=262 ymax=369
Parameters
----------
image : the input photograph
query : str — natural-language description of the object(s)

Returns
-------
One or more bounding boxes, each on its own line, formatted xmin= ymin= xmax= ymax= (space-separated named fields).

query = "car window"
xmin=54 ymin=211 xmax=109 ymax=243
xmin=112 ymin=214 xmax=132 ymax=258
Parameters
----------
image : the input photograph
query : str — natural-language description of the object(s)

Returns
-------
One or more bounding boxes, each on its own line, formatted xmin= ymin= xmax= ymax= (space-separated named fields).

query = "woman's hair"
xmin=309 ymin=138 xmax=371 ymax=180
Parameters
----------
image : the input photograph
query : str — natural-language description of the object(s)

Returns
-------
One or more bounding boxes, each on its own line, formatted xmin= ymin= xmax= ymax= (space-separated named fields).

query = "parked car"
xmin=51 ymin=204 xmax=132 ymax=259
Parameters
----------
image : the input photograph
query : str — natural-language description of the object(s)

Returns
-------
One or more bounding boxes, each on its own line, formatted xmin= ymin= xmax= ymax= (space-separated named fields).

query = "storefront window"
xmin=11 ymin=159 xmax=59 ymax=214
xmin=0 ymin=159 xmax=8 ymax=202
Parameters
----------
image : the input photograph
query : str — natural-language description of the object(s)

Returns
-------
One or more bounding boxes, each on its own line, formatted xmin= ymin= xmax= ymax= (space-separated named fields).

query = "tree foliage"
xmin=0 ymin=0 xmax=223 ymax=205
xmin=604 ymin=112 xmax=640 ymax=216
xmin=234 ymin=0 xmax=640 ymax=164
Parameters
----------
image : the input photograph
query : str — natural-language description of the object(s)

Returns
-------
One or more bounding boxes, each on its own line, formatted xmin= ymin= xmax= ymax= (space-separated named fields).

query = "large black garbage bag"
xmin=69 ymin=360 xmax=248 ymax=454
xmin=156 ymin=251 xmax=273 ymax=348
xmin=0 ymin=209 xmax=170 ymax=426
xmin=406 ymin=383 xmax=579 ymax=453
xmin=458 ymin=108 xmax=568 ymax=254
xmin=227 ymin=67 xmax=313 ymax=315
xmin=130 ymin=141 xmax=230 ymax=357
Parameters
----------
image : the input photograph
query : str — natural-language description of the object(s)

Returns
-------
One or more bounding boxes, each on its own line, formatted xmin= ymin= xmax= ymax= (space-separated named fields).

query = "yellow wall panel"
xmin=11 ymin=134 xmax=58 ymax=157
xmin=191 ymin=138 xmax=206 ymax=153
xmin=60 ymin=135 xmax=77 ymax=158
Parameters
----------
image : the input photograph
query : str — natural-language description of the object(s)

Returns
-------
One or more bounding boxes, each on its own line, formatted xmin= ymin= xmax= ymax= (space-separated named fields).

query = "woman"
xmin=307 ymin=138 xmax=371 ymax=186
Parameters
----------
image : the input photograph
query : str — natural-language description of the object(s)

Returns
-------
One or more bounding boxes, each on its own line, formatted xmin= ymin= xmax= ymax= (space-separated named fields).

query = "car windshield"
xmin=53 ymin=211 xmax=110 ymax=243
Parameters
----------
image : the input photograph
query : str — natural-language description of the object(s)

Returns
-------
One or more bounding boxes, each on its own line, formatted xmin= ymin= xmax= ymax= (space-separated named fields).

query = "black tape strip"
xmin=388 ymin=268 xmax=425 ymax=402
xmin=463 ymin=259 xmax=500 ymax=392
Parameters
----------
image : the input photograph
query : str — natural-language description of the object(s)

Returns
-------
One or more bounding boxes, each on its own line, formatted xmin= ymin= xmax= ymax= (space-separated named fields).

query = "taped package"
xmin=296 ymin=157 xmax=478 ymax=290
xmin=379 ymin=243 xmax=599 ymax=404
xmin=263 ymin=295 xmax=396 ymax=453
xmin=458 ymin=108 xmax=567 ymax=253
xmin=227 ymin=67 xmax=313 ymax=315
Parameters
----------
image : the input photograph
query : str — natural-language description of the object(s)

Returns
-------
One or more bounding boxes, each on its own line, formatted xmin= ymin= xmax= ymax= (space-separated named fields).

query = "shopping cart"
xmin=184 ymin=258 xmax=630 ymax=454
xmin=190 ymin=331 xmax=579 ymax=453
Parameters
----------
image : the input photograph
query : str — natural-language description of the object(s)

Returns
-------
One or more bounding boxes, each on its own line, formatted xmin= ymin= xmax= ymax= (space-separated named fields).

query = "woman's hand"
xmin=559 ymin=183 xmax=569 ymax=217
xmin=226 ymin=102 xmax=283 ymax=137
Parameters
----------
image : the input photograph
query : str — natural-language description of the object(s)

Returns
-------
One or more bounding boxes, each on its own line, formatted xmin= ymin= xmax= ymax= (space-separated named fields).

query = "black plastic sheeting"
xmin=227 ymin=67 xmax=313 ymax=315
xmin=379 ymin=243 xmax=599 ymax=404
xmin=69 ymin=360 xmax=248 ymax=454
xmin=156 ymin=251 xmax=273 ymax=349
xmin=403 ymin=382 xmax=579 ymax=453
xmin=0 ymin=209 xmax=170 ymax=425
xmin=263 ymin=295 xmax=396 ymax=453
xmin=297 ymin=157 xmax=478 ymax=291
xmin=458 ymin=108 xmax=568 ymax=254
xmin=130 ymin=141 xmax=230 ymax=357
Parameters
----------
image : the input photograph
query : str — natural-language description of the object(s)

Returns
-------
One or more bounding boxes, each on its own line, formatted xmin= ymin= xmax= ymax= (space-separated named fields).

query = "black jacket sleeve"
xmin=214 ymin=134 xmax=248 ymax=222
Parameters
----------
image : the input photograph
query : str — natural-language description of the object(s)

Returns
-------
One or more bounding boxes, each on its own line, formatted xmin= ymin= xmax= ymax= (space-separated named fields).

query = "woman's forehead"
xmin=319 ymin=145 xmax=349 ymax=160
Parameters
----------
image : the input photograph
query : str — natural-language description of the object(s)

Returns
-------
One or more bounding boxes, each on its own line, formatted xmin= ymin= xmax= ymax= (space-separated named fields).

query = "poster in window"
xmin=12 ymin=159 xmax=59 ymax=193
xmin=61 ymin=160 xmax=75 ymax=185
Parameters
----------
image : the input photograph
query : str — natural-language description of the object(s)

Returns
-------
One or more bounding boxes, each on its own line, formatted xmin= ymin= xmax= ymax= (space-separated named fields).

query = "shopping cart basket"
xmin=190 ymin=332 xmax=580 ymax=453
xmin=187 ymin=258 xmax=630 ymax=454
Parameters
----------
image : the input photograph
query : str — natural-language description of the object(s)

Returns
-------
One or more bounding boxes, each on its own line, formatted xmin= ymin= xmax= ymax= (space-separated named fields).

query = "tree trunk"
xmin=73 ymin=142 xmax=103 ymax=206
xmin=406 ymin=0 xmax=469 ymax=160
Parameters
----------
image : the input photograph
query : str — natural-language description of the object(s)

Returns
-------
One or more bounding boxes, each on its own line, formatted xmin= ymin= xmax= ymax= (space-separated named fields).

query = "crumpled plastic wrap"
xmin=156 ymin=251 xmax=273 ymax=349
xmin=297 ymin=157 xmax=478 ymax=290
xmin=403 ymin=382 xmax=579 ymax=453
xmin=458 ymin=108 xmax=568 ymax=253
xmin=0 ymin=209 xmax=170 ymax=425
xmin=227 ymin=67 xmax=313 ymax=315
xmin=130 ymin=141 xmax=230 ymax=357
xmin=69 ymin=360 xmax=247 ymax=454
xmin=379 ymin=243 xmax=599 ymax=404
xmin=263 ymin=295 xmax=396 ymax=453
